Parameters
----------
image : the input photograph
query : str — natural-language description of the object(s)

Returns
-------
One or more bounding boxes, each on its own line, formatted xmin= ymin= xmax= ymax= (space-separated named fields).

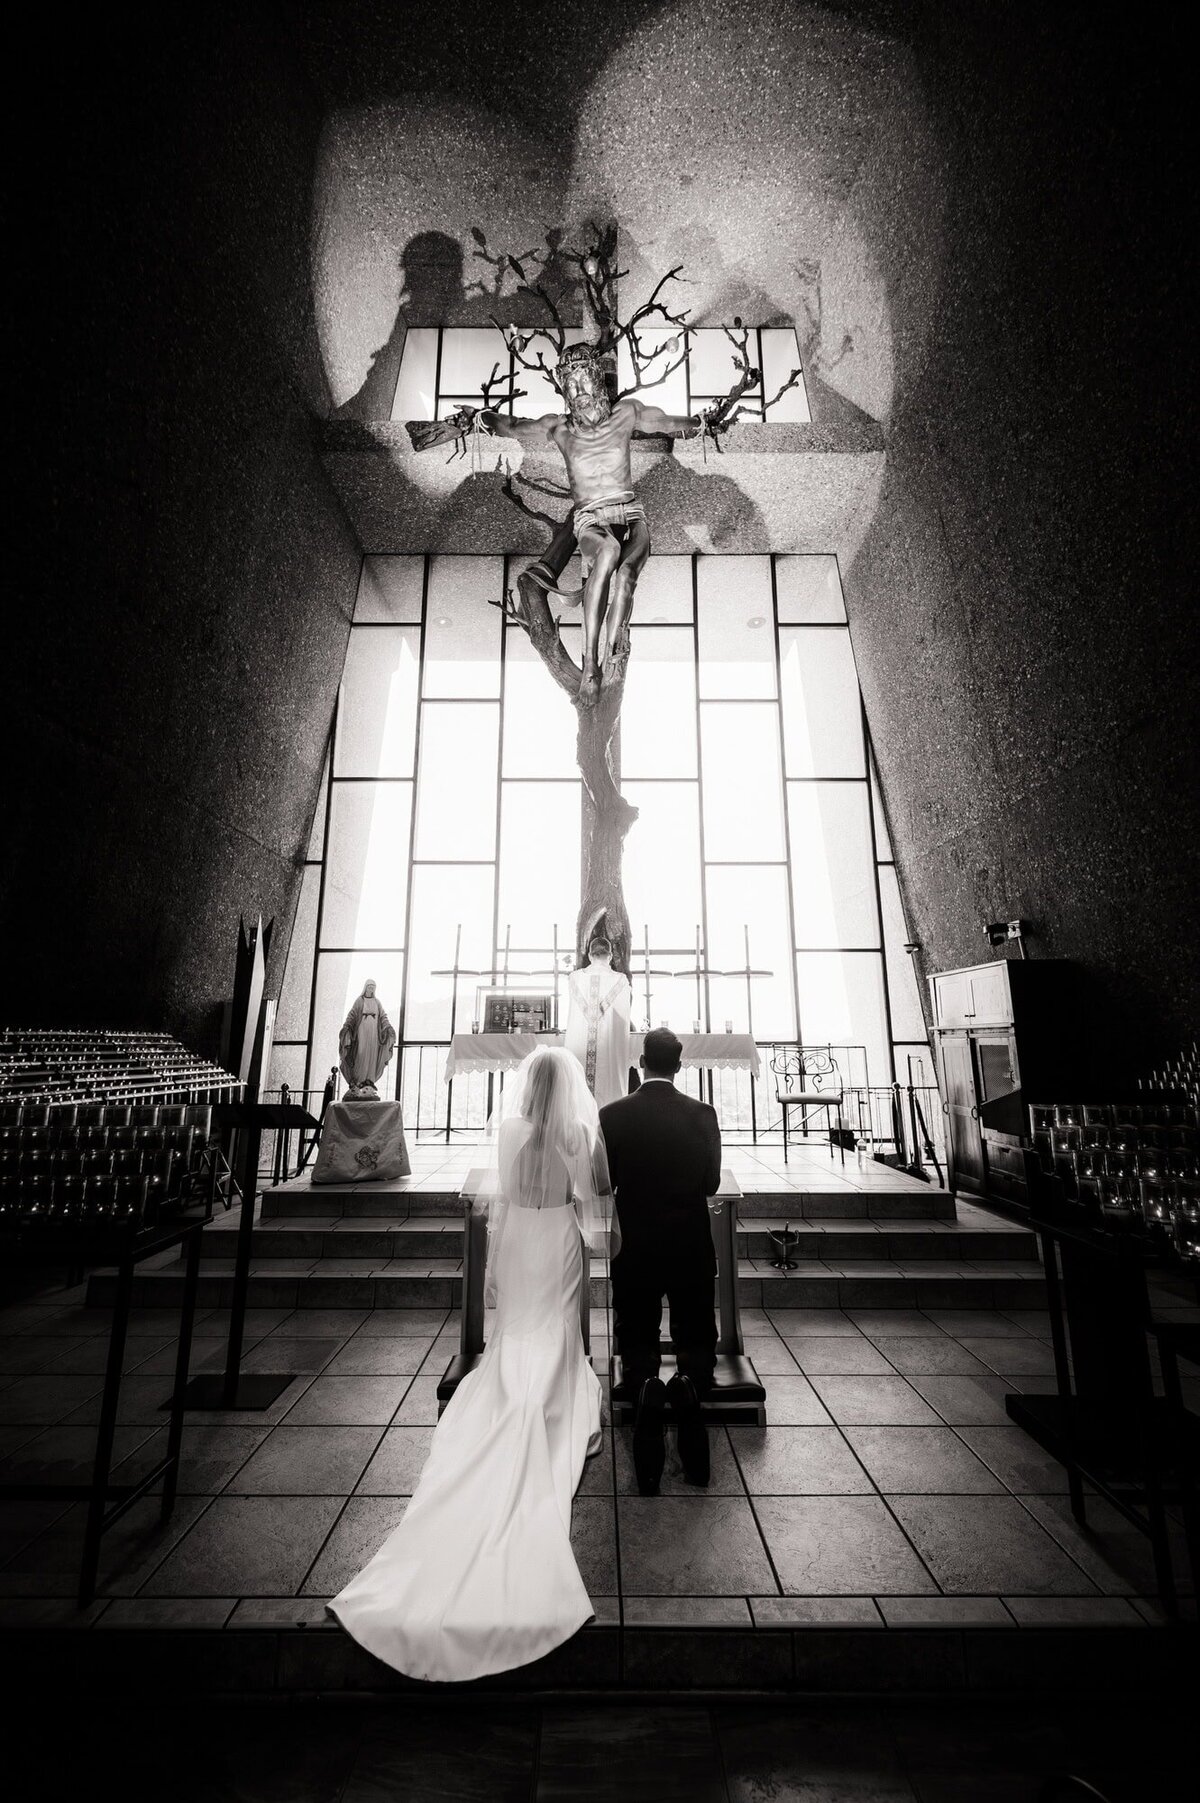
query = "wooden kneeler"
xmin=611 ymin=1169 xmax=767 ymax=1426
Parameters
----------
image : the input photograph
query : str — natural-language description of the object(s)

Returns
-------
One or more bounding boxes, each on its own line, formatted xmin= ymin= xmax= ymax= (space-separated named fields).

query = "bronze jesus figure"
xmin=479 ymin=344 xmax=705 ymax=705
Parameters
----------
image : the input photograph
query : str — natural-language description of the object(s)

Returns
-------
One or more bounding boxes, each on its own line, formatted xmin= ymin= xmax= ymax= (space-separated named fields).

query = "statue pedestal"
xmin=312 ymin=1100 xmax=411 ymax=1185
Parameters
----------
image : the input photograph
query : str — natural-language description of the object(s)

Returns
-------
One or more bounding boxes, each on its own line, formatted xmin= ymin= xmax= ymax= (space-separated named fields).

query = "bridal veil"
xmin=463 ymin=1045 xmax=620 ymax=1304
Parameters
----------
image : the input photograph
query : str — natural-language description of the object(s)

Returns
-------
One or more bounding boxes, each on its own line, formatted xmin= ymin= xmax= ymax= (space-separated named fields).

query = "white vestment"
xmin=563 ymin=965 xmax=631 ymax=1111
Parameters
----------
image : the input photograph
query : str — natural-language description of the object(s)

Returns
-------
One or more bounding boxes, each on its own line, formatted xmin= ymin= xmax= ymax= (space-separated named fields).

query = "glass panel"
xmin=688 ymin=328 xmax=761 ymax=401
xmin=423 ymin=558 xmax=503 ymax=698
xmin=511 ymin=327 xmax=585 ymax=417
xmin=306 ymin=743 xmax=331 ymax=859
xmin=700 ymin=702 xmax=785 ymax=860
xmin=497 ymin=782 xmax=581 ymax=953
xmin=774 ymin=555 xmax=846 ymax=623
xmin=275 ymin=864 xmax=321 ymax=1041
xmin=879 ymin=864 xmax=925 ymax=1042
xmin=760 ymin=328 xmax=811 ymax=423
xmin=779 ymin=627 xmax=864 ymax=777
xmin=795 ymin=951 xmax=891 ymax=1087
xmin=320 ymin=782 xmax=412 ymax=951
xmin=869 ymin=741 xmax=894 ymax=859
xmin=334 ymin=626 xmax=420 ymax=778
xmin=633 ymin=555 xmax=693 ymax=623
xmin=405 ymin=866 xmax=494 ymax=1040
xmin=623 ymin=782 xmax=702 ymax=957
xmin=622 ymin=628 xmax=697 ymax=777
xmin=413 ymin=702 xmax=498 ymax=860
xmin=502 ymin=624 xmax=581 ymax=778
xmin=616 ymin=328 xmax=689 ymax=414
xmin=391 ymin=327 xmax=438 ymax=422
xmin=634 ymin=972 xmax=701 ymax=1038
xmin=438 ymin=328 xmax=510 ymax=399
xmin=355 ymin=556 xmax=424 ymax=624
xmin=705 ymin=865 xmax=795 ymax=1040
xmin=787 ymin=782 xmax=879 ymax=949
xmin=895 ymin=1043 xmax=936 ymax=1089
xmin=311 ymin=953 xmax=407 ymax=1100
xmin=696 ymin=557 xmax=776 ymax=698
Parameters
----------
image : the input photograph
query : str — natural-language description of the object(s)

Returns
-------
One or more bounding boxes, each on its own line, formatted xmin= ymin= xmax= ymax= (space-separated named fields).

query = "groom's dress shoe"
xmin=632 ymin=1377 xmax=667 ymax=1495
xmin=667 ymin=1373 xmax=710 ymax=1487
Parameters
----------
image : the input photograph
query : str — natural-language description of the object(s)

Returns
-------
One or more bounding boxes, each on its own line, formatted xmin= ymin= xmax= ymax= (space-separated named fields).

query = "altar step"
xmin=194 ymin=1214 xmax=1035 ymax=1267
xmin=86 ymin=1255 xmax=1046 ymax=1313
xmin=0 ymin=1612 xmax=1177 ymax=1702
xmin=259 ymin=1182 xmax=956 ymax=1222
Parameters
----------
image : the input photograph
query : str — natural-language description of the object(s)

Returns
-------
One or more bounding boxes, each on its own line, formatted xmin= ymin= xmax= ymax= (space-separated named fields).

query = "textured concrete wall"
xmin=9 ymin=0 xmax=1194 ymax=1075
xmin=7 ymin=8 xmax=361 ymax=1045
xmin=844 ymin=5 xmax=1198 ymax=1074
xmin=297 ymin=0 xmax=1196 ymax=1074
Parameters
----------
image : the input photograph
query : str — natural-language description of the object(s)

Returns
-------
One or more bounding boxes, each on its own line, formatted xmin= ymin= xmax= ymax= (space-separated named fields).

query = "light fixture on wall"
xmin=985 ymin=919 xmax=1030 ymax=959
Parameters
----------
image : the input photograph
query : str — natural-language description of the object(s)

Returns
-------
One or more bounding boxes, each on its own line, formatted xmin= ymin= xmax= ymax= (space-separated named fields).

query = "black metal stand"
xmin=0 ymin=1213 xmax=207 ymax=1605
xmin=178 ymin=1101 xmax=318 ymax=1411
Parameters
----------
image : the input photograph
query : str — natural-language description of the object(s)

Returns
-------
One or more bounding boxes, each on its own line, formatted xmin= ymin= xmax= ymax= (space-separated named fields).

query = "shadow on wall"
xmin=311 ymin=94 xmax=575 ymax=412
xmin=336 ymin=227 xmax=586 ymax=422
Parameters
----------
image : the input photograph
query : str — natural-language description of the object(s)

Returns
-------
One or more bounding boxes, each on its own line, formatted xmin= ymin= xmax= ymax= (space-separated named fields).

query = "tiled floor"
xmin=0 ymin=1294 xmax=1189 ymax=1628
xmin=9 ymin=1695 xmax=1194 ymax=1801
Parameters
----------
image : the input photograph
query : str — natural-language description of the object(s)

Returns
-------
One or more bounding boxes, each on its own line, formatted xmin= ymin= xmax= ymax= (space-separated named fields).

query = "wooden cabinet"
xmin=937 ymin=1032 xmax=986 ymax=1195
xmin=929 ymin=959 xmax=1092 ymax=1208
xmin=930 ymin=962 xmax=1014 ymax=1029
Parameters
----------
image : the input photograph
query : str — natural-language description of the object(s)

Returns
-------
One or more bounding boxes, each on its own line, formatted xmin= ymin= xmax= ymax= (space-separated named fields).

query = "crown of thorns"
xmin=557 ymin=342 xmax=608 ymax=379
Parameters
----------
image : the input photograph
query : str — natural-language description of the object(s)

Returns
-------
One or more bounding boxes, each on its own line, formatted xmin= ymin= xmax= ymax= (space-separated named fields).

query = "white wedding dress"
xmin=329 ymin=1050 xmax=612 ymax=1682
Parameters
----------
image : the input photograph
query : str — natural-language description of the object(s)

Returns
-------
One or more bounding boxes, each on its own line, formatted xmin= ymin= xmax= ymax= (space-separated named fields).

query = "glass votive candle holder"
xmin=471 ymin=1020 xmax=480 ymax=1034
xmin=725 ymin=1020 xmax=733 ymax=1033
xmin=692 ymin=1020 xmax=701 ymax=1034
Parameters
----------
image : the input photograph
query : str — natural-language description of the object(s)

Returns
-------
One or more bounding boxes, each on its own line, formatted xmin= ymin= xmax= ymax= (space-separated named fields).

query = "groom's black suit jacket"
xmin=599 ymin=1080 xmax=722 ymax=1260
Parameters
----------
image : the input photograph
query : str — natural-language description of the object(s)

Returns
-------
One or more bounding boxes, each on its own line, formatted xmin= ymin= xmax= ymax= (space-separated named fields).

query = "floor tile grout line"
xmin=872 ymin=1489 xmax=945 ymax=1599
xmin=726 ymin=1442 xmax=786 ymax=1600
xmin=127 ymin=1488 xmax=221 ymax=1598
xmin=1005 ymin=1490 xmax=1109 ymax=1595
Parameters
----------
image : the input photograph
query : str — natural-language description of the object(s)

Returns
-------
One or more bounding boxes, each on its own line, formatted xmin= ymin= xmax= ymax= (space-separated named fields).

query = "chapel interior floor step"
xmin=85 ymin=1261 xmax=1048 ymax=1311
xmin=1 ymin=1294 xmax=1192 ymax=1698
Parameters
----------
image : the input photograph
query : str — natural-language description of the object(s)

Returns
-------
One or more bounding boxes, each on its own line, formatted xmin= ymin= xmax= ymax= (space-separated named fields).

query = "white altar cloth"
xmin=443 ymin=1032 xmax=760 ymax=1082
xmin=312 ymin=1099 xmax=411 ymax=1185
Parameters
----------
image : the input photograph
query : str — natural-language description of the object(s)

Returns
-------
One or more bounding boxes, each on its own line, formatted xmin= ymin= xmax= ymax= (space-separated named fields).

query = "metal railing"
xmin=259 ymin=1047 xmax=946 ymax=1184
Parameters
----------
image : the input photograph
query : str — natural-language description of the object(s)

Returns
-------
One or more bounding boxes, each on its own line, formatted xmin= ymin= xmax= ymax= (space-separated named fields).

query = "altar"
xmin=443 ymin=1031 xmax=761 ymax=1082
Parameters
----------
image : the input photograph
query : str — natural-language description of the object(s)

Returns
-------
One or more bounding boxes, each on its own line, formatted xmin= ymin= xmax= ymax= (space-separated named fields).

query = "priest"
xmin=564 ymin=935 xmax=632 ymax=1111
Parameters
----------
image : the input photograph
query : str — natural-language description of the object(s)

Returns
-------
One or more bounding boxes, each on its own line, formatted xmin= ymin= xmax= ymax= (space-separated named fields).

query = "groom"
xmin=599 ymin=1029 xmax=722 ymax=1495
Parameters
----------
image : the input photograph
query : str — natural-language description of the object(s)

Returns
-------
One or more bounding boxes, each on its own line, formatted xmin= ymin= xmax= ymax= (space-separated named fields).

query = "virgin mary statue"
xmin=338 ymin=979 xmax=397 ymax=1098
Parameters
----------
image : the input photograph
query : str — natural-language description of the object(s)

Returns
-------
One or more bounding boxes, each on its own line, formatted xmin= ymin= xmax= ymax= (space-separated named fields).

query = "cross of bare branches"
xmin=412 ymin=223 xmax=805 ymax=970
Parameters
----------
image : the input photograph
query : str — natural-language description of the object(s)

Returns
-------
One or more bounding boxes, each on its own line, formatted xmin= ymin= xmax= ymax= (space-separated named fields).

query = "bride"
xmin=328 ymin=1046 xmax=617 ymax=1681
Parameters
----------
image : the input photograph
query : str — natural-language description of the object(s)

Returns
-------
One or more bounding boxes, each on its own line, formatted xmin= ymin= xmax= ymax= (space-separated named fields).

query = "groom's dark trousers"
xmin=599 ymin=1081 xmax=722 ymax=1397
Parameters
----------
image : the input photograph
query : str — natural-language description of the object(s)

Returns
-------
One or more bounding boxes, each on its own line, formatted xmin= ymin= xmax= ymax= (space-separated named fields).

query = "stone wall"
xmin=845 ymin=5 xmax=1197 ymax=1074
xmin=7 ymin=8 xmax=361 ymax=1048
xmin=8 ymin=0 xmax=1194 ymax=1077
xmin=298 ymin=0 xmax=1195 ymax=1073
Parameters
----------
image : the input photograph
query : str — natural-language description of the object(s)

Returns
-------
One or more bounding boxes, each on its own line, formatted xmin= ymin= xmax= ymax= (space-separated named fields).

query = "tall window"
xmin=273 ymin=554 xmax=926 ymax=1117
